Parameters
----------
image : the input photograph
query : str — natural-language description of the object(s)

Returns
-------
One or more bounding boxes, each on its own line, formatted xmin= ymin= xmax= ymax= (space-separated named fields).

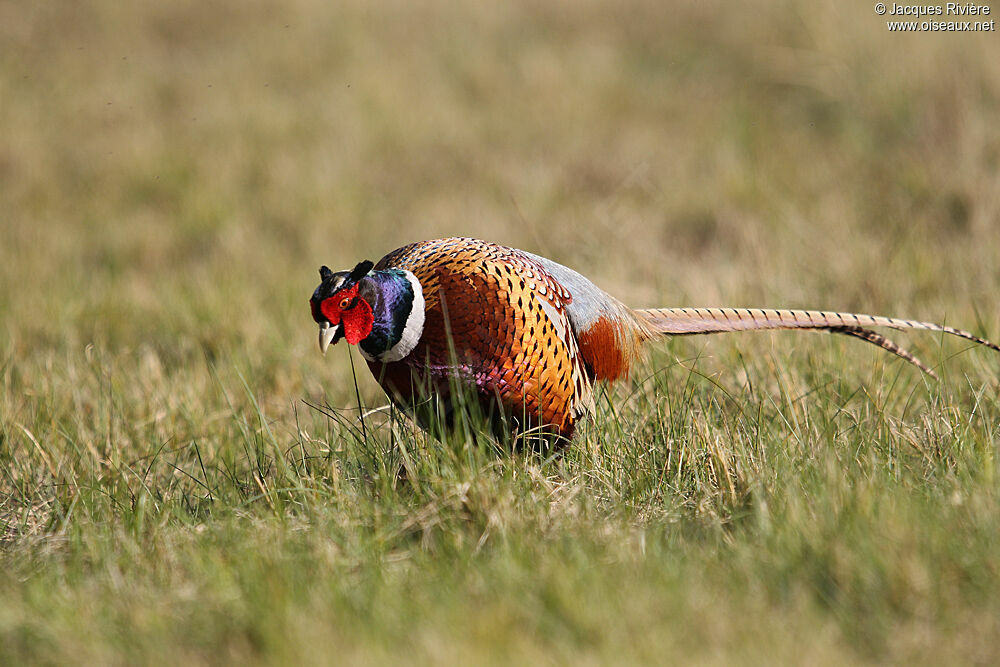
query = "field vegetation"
xmin=2 ymin=1 xmax=999 ymax=663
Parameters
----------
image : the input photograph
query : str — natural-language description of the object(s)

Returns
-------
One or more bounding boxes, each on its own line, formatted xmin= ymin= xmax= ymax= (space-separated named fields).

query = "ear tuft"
xmin=319 ymin=266 xmax=334 ymax=280
xmin=349 ymin=260 xmax=374 ymax=282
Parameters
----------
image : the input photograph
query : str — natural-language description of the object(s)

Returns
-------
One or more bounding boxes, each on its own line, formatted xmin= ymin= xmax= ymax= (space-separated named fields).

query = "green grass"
xmin=3 ymin=1 xmax=1000 ymax=663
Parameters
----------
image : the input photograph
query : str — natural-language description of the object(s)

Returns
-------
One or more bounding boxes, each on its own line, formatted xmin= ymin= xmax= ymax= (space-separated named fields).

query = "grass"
xmin=2 ymin=0 xmax=1000 ymax=663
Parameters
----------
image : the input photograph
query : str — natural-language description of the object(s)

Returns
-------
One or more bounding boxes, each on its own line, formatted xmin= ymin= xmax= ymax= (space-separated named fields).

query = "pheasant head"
xmin=310 ymin=261 xmax=376 ymax=351
xmin=310 ymin=261 xmax=426 ymax=362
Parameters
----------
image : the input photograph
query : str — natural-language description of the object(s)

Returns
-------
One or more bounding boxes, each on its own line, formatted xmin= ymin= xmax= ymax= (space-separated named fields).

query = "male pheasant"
xmin=310 ymin=237 xmax=999 ymax=443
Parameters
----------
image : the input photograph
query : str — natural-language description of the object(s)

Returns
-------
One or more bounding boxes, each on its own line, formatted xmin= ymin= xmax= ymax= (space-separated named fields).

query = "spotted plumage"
xmin=310 ymin=238 xmax=999 ymax=444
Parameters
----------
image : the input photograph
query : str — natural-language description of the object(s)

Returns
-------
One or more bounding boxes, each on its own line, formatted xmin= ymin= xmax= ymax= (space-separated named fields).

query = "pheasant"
xmin=310 ymin=237 xmax=998 ymax=443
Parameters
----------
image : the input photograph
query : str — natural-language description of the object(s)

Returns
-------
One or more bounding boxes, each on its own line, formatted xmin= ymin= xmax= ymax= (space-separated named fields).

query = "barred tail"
xmin=635 ymin=307 xmax=1000 ymax=378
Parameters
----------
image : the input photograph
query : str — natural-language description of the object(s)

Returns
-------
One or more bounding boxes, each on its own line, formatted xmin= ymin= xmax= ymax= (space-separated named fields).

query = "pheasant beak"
xmin=318 ymin=321 xmax=341 ymax=354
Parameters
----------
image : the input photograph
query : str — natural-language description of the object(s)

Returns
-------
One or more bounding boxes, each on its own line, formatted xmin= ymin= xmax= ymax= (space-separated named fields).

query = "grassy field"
xmin=3 ymin=1 xmax=1000 ymax=663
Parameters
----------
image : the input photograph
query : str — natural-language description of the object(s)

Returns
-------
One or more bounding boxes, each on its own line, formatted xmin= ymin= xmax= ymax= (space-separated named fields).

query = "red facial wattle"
xmin=318 ymin=284 xmax=374 ymax=345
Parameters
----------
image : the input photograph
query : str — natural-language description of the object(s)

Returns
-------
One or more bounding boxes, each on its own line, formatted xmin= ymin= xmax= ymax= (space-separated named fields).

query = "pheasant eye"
xmin=339 ymin=297 xmax=351 ymax=309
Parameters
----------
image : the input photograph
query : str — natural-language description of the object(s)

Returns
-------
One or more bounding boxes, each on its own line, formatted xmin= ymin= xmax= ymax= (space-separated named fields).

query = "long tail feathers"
xmin=635 ymin=307 xmax=1000 ymax=378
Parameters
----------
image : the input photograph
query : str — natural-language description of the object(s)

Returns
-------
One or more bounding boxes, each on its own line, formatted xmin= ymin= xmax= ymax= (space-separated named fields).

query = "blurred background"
xmin=2 ymin=0 xmax=998 ymax=410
